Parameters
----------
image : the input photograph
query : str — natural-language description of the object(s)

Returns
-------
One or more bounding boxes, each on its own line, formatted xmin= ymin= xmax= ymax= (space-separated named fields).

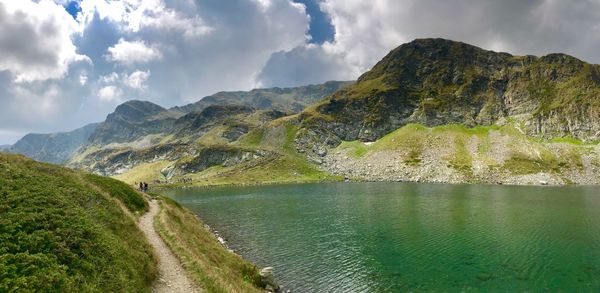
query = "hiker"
xmin=139 ymin=182 xmax=143 ymax=191
xmin=144 ymin=182 xmax=148 ymax=192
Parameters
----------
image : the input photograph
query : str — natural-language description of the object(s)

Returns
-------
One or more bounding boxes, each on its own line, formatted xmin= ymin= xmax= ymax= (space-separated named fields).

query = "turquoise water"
xmin=163 ymin=182 xmax=600 ymax=292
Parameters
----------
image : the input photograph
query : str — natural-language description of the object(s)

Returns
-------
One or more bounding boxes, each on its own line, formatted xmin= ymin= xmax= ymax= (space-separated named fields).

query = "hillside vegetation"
xmin=298 ymin=38 xmax=600 ymax=151
xmin=0 ymin=153 xmax=156 ymax=292
xmin=325 ymin=123 xmax=600 ymax=185
xmin=154 ymin=196 xmax=264 ymax=292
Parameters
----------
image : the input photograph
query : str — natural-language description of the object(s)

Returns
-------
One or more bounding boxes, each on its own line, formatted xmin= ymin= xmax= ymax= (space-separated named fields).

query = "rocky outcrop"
xmin=82 ymin=143 xmax=193 ymax=176
xmin=297 ymin=38 xmax=600 ymax=157
xmin=177 ymin=146 xmax=274 ymax=173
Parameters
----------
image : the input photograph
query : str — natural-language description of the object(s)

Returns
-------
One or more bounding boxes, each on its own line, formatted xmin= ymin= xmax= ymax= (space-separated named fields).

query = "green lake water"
xmin=163 ymin=182 xmax=600 ymax=292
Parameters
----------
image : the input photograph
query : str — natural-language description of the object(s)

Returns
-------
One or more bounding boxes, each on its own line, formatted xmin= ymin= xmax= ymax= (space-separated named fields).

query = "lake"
xmin=163 ymin=182 xmax=600 ymax=292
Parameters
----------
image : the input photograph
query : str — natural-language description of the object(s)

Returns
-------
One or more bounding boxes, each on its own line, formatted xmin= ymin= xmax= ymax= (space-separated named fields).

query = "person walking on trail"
xmin=139 ymin=182 xmax=143 ymax=191
xmin=144 ymin=182 xmax=149 ymax=192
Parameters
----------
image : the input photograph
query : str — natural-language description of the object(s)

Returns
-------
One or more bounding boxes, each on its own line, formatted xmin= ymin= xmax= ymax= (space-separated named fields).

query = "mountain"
xmin=293 ymin=38 xmax=600 ymax=185
xmin=172 ymin=80 xmax=353 ymax=114
xmin=68 ymin=82 xmax=351 ymax=176
xmin=88 ymin=100 xmax=182 ymax=145
xmin=0 ymin=144 xmax=10 ymax=151
xmin=65 ymin=41 xmax=600 ymax=186
xmin=299 ymin=38 xmax=600 ymax=144
xmin=9 ymin=123 xmax=99 ymax=164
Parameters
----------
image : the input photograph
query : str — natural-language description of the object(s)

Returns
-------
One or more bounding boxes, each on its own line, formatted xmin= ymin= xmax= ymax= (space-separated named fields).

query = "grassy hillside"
xmin=113 ymin=119 xmax=340 ymax=187
xmin=328 ymin=122 xmax=600 ymax=185
xmin=298 ymin=38 xmax=600 ymax=147
xmin=0 ymin=153 xmax=156 ymax=292
xmin=154 ymin=195 xmax=264 ymax=292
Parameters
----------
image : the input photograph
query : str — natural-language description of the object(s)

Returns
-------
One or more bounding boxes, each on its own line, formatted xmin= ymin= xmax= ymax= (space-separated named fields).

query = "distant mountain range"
xmin=5 ymin=39 xmax=600 ymax=186
xmin=7 ymin=123 xmax=99 ymax=164
xmin=6 ymin=81 xmax=350 ymax=167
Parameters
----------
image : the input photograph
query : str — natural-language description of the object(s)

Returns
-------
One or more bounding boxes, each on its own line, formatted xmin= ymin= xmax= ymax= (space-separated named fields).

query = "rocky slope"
xmin=88 ymin=100 xmax=182 ymax=145
xmin=286 ymin=39 xmax=600 ymax=185
xmin=172 ymin=80 xmax=352 ymax=114
xmin=322 ymin=123 xmax=600 ymax=185
xmin=8 ymin=123 xmax=98 ymax=163
xmin=66 ymin=81 xmax=347 ymax=180
xmin=298 ymin=38 xmax=600 ymax=151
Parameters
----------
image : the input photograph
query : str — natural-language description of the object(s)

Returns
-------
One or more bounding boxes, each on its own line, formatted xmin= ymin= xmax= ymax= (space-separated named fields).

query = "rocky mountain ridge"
xmin=297 ymin=38 xmax=600 ymax=156
xmin=8 ymin=123 xmax=99 ymax=163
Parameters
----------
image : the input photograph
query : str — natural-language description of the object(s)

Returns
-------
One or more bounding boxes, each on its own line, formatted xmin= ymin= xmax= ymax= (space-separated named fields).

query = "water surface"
xmin=163 ymin=182 xmax=600 ymax=292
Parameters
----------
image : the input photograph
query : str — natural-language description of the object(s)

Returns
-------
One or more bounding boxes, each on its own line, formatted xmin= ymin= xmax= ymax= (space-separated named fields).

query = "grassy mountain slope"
xmin=298 ymin=38 xmax=600 ymax=146
xmin=325 ymin=123 xmax=600 ymax=185
xmin=0 ymin=153 xmax=156 ymax=292
xmin=112 ymin=117 xmax=339 ymax=186
xmin=67 ymin=82 xmax=351 ymax=184
xmin=9 ymin=123 xmax=99 ymax=164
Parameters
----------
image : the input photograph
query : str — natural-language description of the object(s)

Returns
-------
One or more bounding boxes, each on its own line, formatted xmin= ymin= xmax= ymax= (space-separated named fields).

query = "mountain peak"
xmin=112 ymin=100 xmax=166 ymax=120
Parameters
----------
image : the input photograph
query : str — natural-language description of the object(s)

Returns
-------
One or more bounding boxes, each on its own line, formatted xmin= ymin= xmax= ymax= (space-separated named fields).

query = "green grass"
xmin=84 ymin=173 xmax=148 ymax=213
xmin=0 ymin=153 xmax=156 ymax=292
xmin=337 ymin=141 xmax=369 ymax=157
xmin=155 ymin=196 xmax=264 ymax=293
xmin=113 ymin=160 xmax=174 ymax=185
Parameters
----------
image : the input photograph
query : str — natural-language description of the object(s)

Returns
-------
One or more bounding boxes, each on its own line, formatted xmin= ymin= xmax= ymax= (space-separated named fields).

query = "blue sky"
xmin=292 ymin=0 xmax=334 ymax=44
xmin=2 ymin=0 xmax=600 ymax=144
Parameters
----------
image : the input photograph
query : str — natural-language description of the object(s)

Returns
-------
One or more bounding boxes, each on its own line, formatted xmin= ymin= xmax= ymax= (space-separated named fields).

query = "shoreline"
xmin=150 ymin=176 xmax=599 ymax=191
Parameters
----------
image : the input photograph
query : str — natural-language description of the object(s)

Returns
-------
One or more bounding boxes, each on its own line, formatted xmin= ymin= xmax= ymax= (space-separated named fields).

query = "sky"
xmin=1 ymin=0 xmax=600 ymax=144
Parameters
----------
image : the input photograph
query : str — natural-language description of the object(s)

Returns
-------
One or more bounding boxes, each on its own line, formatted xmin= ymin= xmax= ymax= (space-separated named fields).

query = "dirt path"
xmin=138 ymin=198 xmax=200 ymax=293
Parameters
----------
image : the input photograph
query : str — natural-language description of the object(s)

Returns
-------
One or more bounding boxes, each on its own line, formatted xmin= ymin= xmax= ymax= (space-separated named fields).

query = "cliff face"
xmin=299 ymin=38 xmax=600 ymax=147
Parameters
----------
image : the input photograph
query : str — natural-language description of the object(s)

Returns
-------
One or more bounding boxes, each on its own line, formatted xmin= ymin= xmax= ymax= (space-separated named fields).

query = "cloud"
xmin=123 ymin=70 xmax=150 ymax=90
xmin=0 ymin=0 xmax=88 ymax=82
xmin=257 ymin=0 xmax=600 ymax=87
xmin=78 ymin=0 xmax=213 ymax=38
xmin=98 ymin=85 xmax=123 ymax=102
xmin=256 ymin=44 xmax=352 ymax=87
xmin=105 ymin=38 xmax=162 ymax=65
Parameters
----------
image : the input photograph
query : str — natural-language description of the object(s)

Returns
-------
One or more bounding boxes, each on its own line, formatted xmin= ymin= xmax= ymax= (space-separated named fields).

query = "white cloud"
xmin=105 ymin=38 xmax=162 ymax=65
xmin=0 ymin=0 xmax=311 ymax=143
xmin=258 ymin=0 xmax=600 ymax=87
xmin=78 ymin=0 xmax=213 ymax=38
xmin=10 ymin=83 xmax=64 ymax=120
xmin=123 ymin=70 xmax=150 ymax=90
xmin=0 ymin=0 xmax=89 ymax=82
xmin=98 ymin=85 xmax=123 ymax=102
xmin=79 ymin=72 xmax=88 ymax=85
xmin=99 ymin=72 xmax=120 ymax=83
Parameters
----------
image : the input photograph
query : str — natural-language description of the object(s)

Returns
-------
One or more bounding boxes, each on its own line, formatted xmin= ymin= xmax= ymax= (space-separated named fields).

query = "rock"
xmin=260 ymin=267 xmax=280 ymax=292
